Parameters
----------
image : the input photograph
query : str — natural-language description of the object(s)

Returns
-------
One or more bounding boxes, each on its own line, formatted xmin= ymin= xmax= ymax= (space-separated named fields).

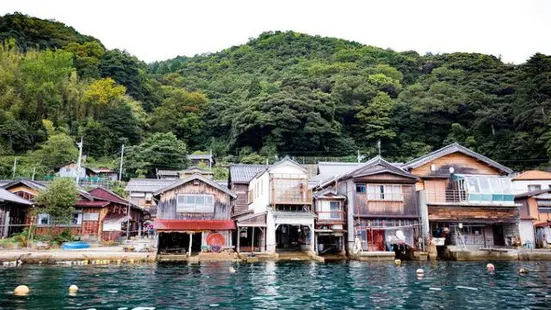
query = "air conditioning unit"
xmin=145 ymin=193 xmax=152 ymax=202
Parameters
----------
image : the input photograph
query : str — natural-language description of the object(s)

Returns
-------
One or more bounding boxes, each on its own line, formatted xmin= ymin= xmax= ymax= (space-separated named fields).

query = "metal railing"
xmin=425 ymin=189 xmax=515 ymax=204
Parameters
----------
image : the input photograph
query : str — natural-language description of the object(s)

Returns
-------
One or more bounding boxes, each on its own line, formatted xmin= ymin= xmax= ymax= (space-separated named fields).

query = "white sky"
xmin=1 ymin=0 xmax=550 ymax=64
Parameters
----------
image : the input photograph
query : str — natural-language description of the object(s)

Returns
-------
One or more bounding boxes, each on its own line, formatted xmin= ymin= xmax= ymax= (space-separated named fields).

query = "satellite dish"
xmin=449 ymin=167 xmax=455 ymax=174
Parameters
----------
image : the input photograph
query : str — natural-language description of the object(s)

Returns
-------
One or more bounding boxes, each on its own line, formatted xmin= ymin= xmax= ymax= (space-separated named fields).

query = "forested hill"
xmin=1 ymin=13 xmax=550 ymax=180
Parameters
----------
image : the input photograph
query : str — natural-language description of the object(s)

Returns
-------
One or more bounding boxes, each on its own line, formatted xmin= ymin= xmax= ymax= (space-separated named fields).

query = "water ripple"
xmin=0 ymin=261 xmax=550 ymax=309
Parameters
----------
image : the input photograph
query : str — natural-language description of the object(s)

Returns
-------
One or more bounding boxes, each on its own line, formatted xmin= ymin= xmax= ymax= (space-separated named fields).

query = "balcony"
xmin=270 ymin=174 xmax=312 ymax=205
xmin=425 ymin=175 xmax=515 ymax=206
xmin=316 ymin=210 xmax=345 ymax=223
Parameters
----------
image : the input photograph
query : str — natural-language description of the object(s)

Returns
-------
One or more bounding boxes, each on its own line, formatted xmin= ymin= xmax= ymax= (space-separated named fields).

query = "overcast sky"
xmin=1 ymin=0 xmax=549 ymax=64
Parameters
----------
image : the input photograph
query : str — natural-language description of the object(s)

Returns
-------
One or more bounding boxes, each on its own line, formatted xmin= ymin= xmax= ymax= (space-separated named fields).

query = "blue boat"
xmin=61 ymin=241 xmax=90 ymax=250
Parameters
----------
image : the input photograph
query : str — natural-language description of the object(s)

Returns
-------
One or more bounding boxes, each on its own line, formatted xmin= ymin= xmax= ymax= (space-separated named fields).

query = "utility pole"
xmin=12 ymin=157 xmax=17 ymax=178
xmin=31 ymin=167 xmax=36 ymax=181
xmin=126 ymin=199 xmax=131 ymax=240
xmin=119 ymin=144 xmax=125 ymax=181
xmin=75 ymin=137 xmax=83 ymax=186
xmin=377 ymin=140 xmax=381 ymax=157
xmin=209 ymin=149 xmax=212 ymax=169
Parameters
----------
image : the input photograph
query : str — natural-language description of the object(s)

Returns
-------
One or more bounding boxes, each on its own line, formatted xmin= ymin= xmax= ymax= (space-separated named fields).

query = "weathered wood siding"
xmin=411 ymin=152 xmax=503 ymax=177
xmin=354 ymin=184 xmax=418 ymax=217
xmin=428 ymin=206 xmax=518 ymax=222
xmin=232 ymin=183 xmax=250 ymax=215
xmin=157 ymin=180 xmax=232 ymax=220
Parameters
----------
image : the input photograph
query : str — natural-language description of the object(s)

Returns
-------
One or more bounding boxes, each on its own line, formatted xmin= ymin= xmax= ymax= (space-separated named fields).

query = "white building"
xmin=235 ymin=157 xmax=315 ymax=254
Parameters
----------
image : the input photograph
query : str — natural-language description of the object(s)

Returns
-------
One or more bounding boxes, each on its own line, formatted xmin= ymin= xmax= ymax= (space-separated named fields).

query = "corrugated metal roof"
xmin=157 ymin=170 xmax=179 ymax=176
xmin=229 ymin=164 xmax=268 ymax=184
xmin=187 ymin=154 xmax=213 ymax=160
xmin=153 ymin=219 xmax=235 ymax=231
xmin=0 ymin=188 xmax=33 ymax=205
xmin=125 ymin=178 xmax=178 ymax=193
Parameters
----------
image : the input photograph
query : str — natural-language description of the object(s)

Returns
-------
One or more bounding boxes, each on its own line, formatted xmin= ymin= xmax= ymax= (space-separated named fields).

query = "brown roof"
xmin=513 ymin=170 xmax=551 ymax=181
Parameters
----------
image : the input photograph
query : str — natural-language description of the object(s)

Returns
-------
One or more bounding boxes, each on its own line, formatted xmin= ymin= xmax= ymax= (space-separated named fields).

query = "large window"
xmin=318 ymin=201 xmax=342 ymax=220
xmin=37 ymin=212 xmax=82 ymax=226
xmin=176 ymin=194 xmax=214 ymax=213
xmin=528 ymin=184 xmax=542 ymax=191
xmin=367 ymin=185 xmax=402 ymax=201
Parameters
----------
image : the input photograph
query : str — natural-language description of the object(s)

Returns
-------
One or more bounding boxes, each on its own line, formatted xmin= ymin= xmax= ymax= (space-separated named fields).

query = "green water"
xmin=1 ymin=261 xmax=550 ymax=309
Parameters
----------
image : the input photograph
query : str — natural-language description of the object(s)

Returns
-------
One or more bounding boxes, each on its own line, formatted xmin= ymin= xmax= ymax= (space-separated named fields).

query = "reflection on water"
xmin=1 ymin=261 xmax=551 ymax=309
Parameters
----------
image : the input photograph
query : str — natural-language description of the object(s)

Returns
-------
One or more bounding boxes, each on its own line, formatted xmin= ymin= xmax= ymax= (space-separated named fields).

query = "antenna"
xmin=356 ymin=150 xmax=365 ymax=163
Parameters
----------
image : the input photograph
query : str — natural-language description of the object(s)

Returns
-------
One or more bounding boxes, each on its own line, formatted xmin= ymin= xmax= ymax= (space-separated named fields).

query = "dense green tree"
xmin=35 ymin=178 xmax=78 ymax=225
xmin=124 ymin=132 xmax=189 ymax=178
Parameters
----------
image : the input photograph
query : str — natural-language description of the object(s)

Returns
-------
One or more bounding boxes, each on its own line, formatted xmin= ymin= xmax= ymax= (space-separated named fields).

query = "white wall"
xmin=249 ymin=171 xmax=270 ymax=213
xmin=519 ymin=220 xmax=535 ymax=245
xmin=58 ymin=164 xmax=87 ymax=178
xmin=513 ymin=180 xmax=551 ymax=193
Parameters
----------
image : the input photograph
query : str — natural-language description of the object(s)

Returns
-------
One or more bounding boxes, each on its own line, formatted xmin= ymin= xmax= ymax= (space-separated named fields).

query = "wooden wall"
xmin=232 ymin=183 xmax=250 ymax=215
xmin=411 ymin=152 xmax=504 ymax=177
xmin=353 ymin=184 xmax=418 ymax=217
xmin=428 ymin=206 xmax=518 ymax=222
xmin=157 ymin=180 xmax=232 ymax=220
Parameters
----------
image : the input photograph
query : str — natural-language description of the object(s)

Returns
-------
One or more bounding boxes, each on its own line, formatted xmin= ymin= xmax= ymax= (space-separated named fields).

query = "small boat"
xmin=61 ymin=241 xmax=90 ymax=250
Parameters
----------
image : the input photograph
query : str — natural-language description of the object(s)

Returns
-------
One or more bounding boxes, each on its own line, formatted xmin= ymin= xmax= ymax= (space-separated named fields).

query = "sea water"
xmin=1 ymin=261 xmax=550 ymax=309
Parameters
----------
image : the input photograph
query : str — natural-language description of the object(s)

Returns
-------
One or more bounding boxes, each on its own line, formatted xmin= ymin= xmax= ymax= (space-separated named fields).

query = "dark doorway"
xmin=317 ymin=235 xmax=341 ymax=254
xmin=158 ymin=232 xmax=202 ymax=254
xmin=493 ymin=225 xmax=505 ymax=246
xmin=276 ymin=225 xmax=304 ymax=251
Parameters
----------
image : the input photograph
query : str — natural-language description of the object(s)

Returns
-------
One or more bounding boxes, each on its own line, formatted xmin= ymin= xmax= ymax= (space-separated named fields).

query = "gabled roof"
xmin=88 ymin=187 xmax=129 ymax=206
xmin=313 ymin=187 xmax=346 ymax=199
xmin=229 ymin=164 xmax=268 ymax=184
xmin=515 ymin=187 xmax=551 ymax=199
xmin=402 ymin=143 xmax=512 ymax=174
xmin=317 ymin=156 xmax=416 ymax=188
xmin=125 ymin=178 xmax=178 ymax=193
xmin=154 ymin=174 xmax=237 ymax=198
xmin=270 ymin=156 xmax=307 ymax=173
xmin=0 ymin=188 xmax=33 ymax=205
xmin=513 ymin=170 xmax=551 ymax=181
xmin=2 ymin=178 xmax=47 ymax=191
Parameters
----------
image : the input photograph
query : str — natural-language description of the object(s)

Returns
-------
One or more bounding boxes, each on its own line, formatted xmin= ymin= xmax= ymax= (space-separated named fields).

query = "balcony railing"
xmin=270 ymin=174 xmax=312 ymax=205
xmin=425 ymin=190 xmax=515 ymax=205
xmin=316 ymin=211 xmax=345 ymax=223
xmin=354 ymin=193 xmax=418 ymax=216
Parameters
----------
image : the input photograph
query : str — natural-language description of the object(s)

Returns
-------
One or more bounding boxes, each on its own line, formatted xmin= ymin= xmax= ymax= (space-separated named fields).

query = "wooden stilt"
xmin=237 ymin=227 xmax=241 ymax=253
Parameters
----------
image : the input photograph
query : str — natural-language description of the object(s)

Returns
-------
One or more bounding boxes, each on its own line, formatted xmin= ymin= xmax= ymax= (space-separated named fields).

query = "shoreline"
xmin=2 ymin=247 xmax=551 ymax=265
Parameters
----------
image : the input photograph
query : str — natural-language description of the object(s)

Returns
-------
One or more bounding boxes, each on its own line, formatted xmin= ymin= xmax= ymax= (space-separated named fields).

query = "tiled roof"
xmin=229 ymin=164 xmax=268 ymax=184
xmin=153 ymin=174 xmax=237 ymax=198
xmin=317 ymin=162 xmax=361 ymax=178
xmin=513 ymin=170 xmax=551 ymax=181
xmin=0 ymin=188 xmax=33 ymax=205
xmin=2 ymin=179 xmax=46 ymax=191
xmin=125 ymin=178 xmax=178 ymax=193
xmin=402 ymin=143 xmax=512 ymax=174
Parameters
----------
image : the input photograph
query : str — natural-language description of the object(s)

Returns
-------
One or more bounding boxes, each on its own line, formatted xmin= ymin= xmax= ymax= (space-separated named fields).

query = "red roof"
xmin=513 ymin=170 xmax=551 ymax=181
xmin=88 ymin=187 xmax=128 ymax=205
xmin=153 ymin=220 xmax=235 ymax=231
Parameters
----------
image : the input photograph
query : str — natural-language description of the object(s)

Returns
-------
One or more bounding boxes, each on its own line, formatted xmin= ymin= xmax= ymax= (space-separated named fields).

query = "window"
xmin=37 ymin=212 xmax=82 ymax=226
xmin=318 ymin=201 xmax=342 ymax=220
xmin=176 ymin=194 xmax=214 ymax=213
xmin=366 ymin=185 xmax=402 ymax=201
xmin=528 ymin=184 xmax=542 ymax=191
xmin=356 ymin=184 xmax=366 ymax=193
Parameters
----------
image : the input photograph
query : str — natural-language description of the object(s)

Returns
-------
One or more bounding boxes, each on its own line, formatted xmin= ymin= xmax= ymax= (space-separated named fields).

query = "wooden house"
xmin=402 ymin=143 xmax=519 ymax=255
xmin=125 ymin=178 xmax=178 ymax=216
xmin=515 ymin=188 xmax=551 ymax=248
xmin=33 ymin=187 xmax=146 ymax=242
xmin=0 ymin=188 xmax=33 ymax=237
xmin=314 ymin=156 xmax=419 ymax=259
xmin=153 ymin=174 xmax=237 ymax=255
